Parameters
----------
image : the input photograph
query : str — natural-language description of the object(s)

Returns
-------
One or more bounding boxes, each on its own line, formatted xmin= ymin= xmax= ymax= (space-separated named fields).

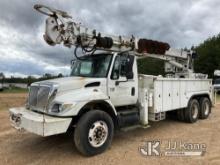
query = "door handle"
xmin=131 ymin=87 xmax=135 ymax=96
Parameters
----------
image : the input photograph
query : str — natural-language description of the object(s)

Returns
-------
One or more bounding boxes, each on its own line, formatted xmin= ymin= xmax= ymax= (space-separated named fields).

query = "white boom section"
xmin=34 ymin=4 xmax=135 ymax=51
xmin=34 ymin=4 xmax=196 ymax=75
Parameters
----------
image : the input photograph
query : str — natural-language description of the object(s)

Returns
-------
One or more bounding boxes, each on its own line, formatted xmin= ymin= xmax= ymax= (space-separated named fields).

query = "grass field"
xmin=0 ymin=87 xmax=27 ymax=111
xmin=0 ymin=93 xmax=27 ymax=111
xmin=1 ymin=87 xmax=28 ymax=93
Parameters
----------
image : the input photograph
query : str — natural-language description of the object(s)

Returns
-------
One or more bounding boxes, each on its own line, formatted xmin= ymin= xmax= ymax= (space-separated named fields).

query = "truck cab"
xmin=70 ymin=52 xmax=138 ymax=107
xmin=9 ymin=52 xmax=140 ymax=153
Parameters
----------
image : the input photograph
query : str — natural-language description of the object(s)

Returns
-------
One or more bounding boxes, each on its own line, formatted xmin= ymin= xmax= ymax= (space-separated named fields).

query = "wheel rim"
xmin=88 ymin=120 xmax=108 ymax=148
xmin=192 ymin=104 xmax=199 ymax=119
xmin=204 ymin=102 xmax=210 ymax=116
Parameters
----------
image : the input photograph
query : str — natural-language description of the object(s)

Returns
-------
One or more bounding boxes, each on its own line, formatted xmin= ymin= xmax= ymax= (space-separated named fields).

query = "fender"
xmin=186 ymin=91 xmax=213 ymax=108
xmin=186 ymin=92 xmax=212 ymax=102
xmin=51 ymin=88 xmax=117 ymax=117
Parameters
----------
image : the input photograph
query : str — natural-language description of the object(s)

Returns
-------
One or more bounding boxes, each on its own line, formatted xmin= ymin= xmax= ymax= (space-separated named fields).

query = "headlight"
xmin=51 ymin=103 xmax=62 ymax=113
xmin=51 ymin=103 xmax=74 ymax=113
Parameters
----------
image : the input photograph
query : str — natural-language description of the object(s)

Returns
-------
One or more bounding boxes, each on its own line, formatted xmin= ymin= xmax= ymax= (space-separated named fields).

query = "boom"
xmin=34 ymin=4 xmax=202 ymax=78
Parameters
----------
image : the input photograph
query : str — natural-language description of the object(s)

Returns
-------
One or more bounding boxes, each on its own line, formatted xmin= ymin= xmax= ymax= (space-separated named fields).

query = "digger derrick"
xmin=34 ymin=4 xmax=170 ymax=55
xmin=34 ymin=4 xmax=202 ymax=77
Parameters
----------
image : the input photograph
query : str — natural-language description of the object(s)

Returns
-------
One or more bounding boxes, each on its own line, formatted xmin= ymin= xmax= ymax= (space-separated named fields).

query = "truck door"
xmin=107 ymin=53 xmax=138 ymax=107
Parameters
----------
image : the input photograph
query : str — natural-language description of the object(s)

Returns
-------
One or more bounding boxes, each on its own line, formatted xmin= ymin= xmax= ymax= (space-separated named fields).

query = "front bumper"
xmin=9 ymin=107 xmax=72 ymax=136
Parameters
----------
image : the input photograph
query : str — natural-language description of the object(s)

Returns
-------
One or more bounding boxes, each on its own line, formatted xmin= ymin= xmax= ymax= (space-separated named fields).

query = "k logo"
xmin=139 ymin=141 xmax=160 ymax=156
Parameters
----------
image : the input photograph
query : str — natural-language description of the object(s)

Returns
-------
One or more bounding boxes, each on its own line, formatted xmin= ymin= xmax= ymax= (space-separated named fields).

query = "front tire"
xmin=74 ymin=110 xmax=114 ymax=156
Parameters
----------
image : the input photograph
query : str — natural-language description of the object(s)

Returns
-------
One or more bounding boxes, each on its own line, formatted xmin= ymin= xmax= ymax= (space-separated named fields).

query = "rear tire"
xmin=184 ymin=99 xmax=199 ymax=123
xmin=74 ymin=110 xmax=114 ymax=156
xmin=177 ymin=109 xmax=185 ymax=121
xmin=199 ymin=97 xmax=211 ymax=119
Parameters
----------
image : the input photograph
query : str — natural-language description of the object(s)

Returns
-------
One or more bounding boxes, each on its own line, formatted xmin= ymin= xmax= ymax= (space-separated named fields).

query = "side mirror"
xmin=111 ymin=70 xmax=119 ymax=80
xmin=120 ymin=54 xmax=134 ymax=79
xmin=115 ymin=77 xmax=127 ymax=86
xmin=126 ymin=71 xmax=134 ymax=79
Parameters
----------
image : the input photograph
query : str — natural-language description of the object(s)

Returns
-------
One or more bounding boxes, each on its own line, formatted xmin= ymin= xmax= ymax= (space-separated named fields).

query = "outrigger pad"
xmin=137 ymin=39 xmax=170 ymax=55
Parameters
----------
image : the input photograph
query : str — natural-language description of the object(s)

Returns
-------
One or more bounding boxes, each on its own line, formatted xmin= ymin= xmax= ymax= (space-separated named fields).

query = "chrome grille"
xmin=29 ymin=85 xmax=51 ymax=110
xmin=29 ymin=86 xmax=38 ymax=106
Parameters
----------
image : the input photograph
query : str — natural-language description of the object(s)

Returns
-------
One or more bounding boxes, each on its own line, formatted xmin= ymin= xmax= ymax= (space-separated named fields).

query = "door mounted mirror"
xmin=126 ymin=71 xmax=134 ymax=79
xmin=115 ymin=77 xmax=127 ymax=86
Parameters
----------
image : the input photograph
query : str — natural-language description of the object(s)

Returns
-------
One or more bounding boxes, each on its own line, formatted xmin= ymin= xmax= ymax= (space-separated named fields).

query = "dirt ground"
xmin=0 ymin=93 xmax=220 ymax=165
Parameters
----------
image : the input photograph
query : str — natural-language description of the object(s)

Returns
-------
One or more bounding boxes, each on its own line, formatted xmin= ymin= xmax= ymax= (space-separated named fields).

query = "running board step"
xmin=120 ymin=124 xmax=150 ymax=132
xmin=117 ymin=110 xmax=139 ymax=127
xmin=117 ymin=109 xmax=139 ymax=115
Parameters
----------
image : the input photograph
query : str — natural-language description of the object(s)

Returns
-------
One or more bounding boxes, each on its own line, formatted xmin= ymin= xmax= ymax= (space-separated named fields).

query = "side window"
xmin=111 ymin=54 xmax=134 ymax=80
xmin=111 ymin=56 xmax=120 ymax=80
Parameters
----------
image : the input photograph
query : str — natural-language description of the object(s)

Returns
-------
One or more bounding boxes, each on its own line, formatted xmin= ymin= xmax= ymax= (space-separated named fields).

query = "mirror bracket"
xmin=115 ymin=80 xmax=128 ymax=86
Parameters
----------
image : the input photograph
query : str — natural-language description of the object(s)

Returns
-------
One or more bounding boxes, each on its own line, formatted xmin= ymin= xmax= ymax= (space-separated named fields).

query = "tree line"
xmin=0 ymin=73 xmax=63 ymax=85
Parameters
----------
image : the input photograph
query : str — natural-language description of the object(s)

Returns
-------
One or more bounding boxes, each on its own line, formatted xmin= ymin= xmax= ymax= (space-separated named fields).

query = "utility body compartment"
xmin=138 ymin=74 xmax=213 ymax=115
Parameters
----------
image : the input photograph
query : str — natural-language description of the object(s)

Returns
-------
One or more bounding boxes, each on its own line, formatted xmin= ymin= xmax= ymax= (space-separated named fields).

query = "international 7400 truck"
xmin=9 ymin=4 xmax=213 ymax=156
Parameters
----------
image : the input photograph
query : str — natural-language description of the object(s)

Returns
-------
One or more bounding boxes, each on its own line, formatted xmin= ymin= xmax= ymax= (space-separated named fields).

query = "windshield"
xmin=70 ymin=54 xmax=112 ymax=78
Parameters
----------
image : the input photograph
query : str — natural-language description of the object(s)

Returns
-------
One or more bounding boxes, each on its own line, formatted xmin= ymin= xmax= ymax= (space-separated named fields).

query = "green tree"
xmin=194 ymin=34 xmax=220 ymax=77
xmin=137 ymin=58 xmax=164 ymax=76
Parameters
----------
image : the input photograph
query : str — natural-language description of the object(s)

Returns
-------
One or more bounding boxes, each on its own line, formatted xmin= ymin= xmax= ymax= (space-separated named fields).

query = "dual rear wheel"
xmin=177 ymin=97 xmax=211 ymax=123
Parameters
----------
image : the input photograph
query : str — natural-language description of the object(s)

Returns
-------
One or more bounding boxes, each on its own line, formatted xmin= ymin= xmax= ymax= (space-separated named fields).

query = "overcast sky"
xmin=0 ymin=0 xmax=220 ymax=77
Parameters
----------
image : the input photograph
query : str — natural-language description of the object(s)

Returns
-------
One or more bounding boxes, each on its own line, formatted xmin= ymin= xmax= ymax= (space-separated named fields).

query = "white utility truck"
xmin=9 ymin=4 xmax=213 ymax=156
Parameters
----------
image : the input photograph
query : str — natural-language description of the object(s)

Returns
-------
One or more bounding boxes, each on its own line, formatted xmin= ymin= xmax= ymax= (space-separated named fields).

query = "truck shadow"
xmin=11 ymin=114 xmax=189 ymax=160
xmin=12 ymin=118 xmax=183 ymax=159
